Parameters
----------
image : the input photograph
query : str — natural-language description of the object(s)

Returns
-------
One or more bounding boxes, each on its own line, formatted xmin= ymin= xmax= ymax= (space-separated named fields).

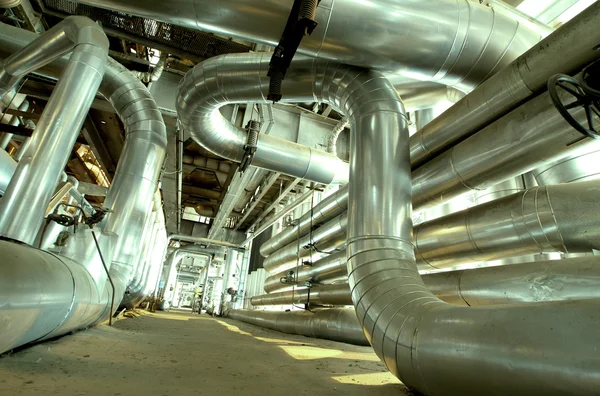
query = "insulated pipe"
xmin=265 ymin=179 xmax=600 ymax=275
xmin=251 ymin=283 xmax=351 ymax=307
xmin=0 ymin=148 xmax=16 ymax=195
xmin=167 ymin=234 xmax=244 ymax=249
xmin=261 ymin=84 xmax=600 ymax=262
xmin=241 ymin=187 xmax=314 ymax=247
xmin=177 ymin=55 xmax=349 ymax=185
xmin=262 ymin=212 xmax=347 ymax=274
xmin=225 ymin=308 xmax=368 ymax=346
xmin=256 ymin=255 xmax=600 ymax=307
xmin=409 ymin=3 xmax=600 ymax=168
xmin=260 ymin=186 xmax=347 ymax=257
xmin=264 ymin=250 xmax=347 ymax=294
xmin=346 ymin=64 xmax=600 ymax=396
xmin=414 ymin=180 xmax=600 ymax=271
xmin=0 ymin=23 xmax=168 ymax=308
xmin=99 ymin=58 xmax=167 ymax=309
xmin=234 ymin=168 xmax=269 ymax=213
xmin=0 ymin=16 xmax=109 ymax=244
xmin=326 ymin=118 xmax=348 ymax=155
xmin=0 ymin=240 xmax=110 ymax=354
xmin=70 ymin=0 xmax=541 ymax=90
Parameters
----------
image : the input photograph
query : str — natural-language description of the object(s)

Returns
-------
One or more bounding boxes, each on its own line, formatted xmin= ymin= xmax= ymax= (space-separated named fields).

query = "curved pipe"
xmin=0 ymin=22 xmax=168 ymax=311
xmin=71 ymin=0 xmax=541 ymax=91
xmin=346 ymin=62 xmax=600 ymax=395
xmin=177 ymin=55 xmax=348 ymax=185
xmin=0 ymin=16 xmax=109 ymax=244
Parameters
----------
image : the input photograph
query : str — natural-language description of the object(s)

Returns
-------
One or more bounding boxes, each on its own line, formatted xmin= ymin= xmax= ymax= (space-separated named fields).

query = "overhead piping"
xmin=0 ymin=16 xmax=109 ymax=244
xmin=409 ymin=3 xmax=600 ymax=168
xmin=70 ymin=0 xmax=542 ymax=91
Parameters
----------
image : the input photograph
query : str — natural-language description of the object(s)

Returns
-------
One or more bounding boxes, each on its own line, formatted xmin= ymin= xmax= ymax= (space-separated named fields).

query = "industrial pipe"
xmin=0 ymin=148 xmax=16 ymax=195
xmin=0 ymin=16 xmax=109 ymax=244
xmin=225 ymin=308 xmax=368 ymax=346
xmin=345 ymin=61 xmax=600 ymax=395
xmin=177 ymin=56 xmax=349 ymax=185
xmin=256 ymin=255 xmax=600 ymax=307
xmin=409 ymin=3 xmax=600 ymax=168
xmin=70 ymin=0 xmax=541 ymax=90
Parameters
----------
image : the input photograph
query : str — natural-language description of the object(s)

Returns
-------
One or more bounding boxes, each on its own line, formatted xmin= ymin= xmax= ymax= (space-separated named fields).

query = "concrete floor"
xmin=0 ymin=310 xmax=410 ymax=395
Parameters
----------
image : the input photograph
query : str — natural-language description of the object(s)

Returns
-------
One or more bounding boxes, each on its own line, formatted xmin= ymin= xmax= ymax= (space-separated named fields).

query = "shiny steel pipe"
xmin=262 ymin=212 xmax=347 ymax=274
xmin=251 ymin=283 xmax=351 ymax=307
xmin=177 ymin=54 xmax=349 ymax=185
xmin=415 ymin=180 xmax=600 ymax=271
xmin=0 ymin=16 xmax=108 ymax=244
xmin=225 ymin=308 xmax=368 ymax=346
xmin=0 ymin=148 xmax=16 ymax=195
xmin=0 ymin=240 xmax=110 ymax=354
xmin=241 ymin=187 xmax=314 ymax=247
xmin=71 ymin=0 xmax=541 ymax=90
xmin=260 ymin=186 xmax=347 ymax=257
xmin=410 ymin=3 xmax=600 ymax=168
xmin=264 ymin=250 xmax=347 ymax=294
xmin=258 ymin=255 xmax=600 ymax=307
xmin=346 ymin=65 xmax=600 ymax=395
xmin=167 ymin=233 xmax=245 ymax=249
xmin=411 ymin=86 xmax=598 ymax=210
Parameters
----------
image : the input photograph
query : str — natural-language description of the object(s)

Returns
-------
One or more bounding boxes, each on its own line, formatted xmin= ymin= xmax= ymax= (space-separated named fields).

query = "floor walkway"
xmin=0 ymin=310 xmax=409 ymax=395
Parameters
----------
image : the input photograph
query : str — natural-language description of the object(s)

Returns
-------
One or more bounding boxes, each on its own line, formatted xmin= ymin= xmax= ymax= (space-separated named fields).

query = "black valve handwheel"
xmin=548 ymin=74 xmax=600 ymax=140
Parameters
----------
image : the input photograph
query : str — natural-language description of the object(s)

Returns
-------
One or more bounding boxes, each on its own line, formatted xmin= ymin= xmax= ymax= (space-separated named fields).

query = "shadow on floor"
xmin=0 ymin=310 xmax=411 ymax=396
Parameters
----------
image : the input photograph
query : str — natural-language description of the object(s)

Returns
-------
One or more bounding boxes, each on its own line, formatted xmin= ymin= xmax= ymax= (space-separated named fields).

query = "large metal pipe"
xmin=256 ymin=255 xmax=600 ymax=307
xmin=346 ymin=60 xmax=600 ymax=395
xmin=409 ymin=3 xmax=600 ymax=168
xmin=225 ymin=308 xmax=368 ymax=346
xmin=0 ymin=240 xmax=110 ymax=354
xmin=70 ymin=0 xmax=541 ymax=90
xmin=0 ymin=16 xmax=109 ymax=244
xmin=0 ymin=22 xmax=168 ymax=310
xmin=264 ymin=178 xmax=600 ymax=276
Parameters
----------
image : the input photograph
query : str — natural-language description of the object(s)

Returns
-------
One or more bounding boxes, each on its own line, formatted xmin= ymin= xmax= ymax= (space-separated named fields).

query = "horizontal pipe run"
xmin=225 ymin=308 xmax=368 ymax=346
xmin=70 ymin=0 xmax=542 ymax=90
xmin=409 ymin=2 xmax=600 ymax=168
xmin=259 ymin=186 xmax=348 ymax=257
xmin=0 ymin=240 xmax=110 ymax=354
xmin=256 ymin=255 xmax=600 ymax=307
xmin=262 ymin=213 xmax=347 ymax=274
xmin=264 ymin=179 xmax=600 ymax=275
xmin=251 ymin=284 xmax=351 ymax=307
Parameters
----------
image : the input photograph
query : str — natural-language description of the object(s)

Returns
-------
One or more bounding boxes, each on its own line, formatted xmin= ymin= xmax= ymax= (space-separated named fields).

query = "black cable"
xmin=92 ymin=230 xmax=116 ymax=326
